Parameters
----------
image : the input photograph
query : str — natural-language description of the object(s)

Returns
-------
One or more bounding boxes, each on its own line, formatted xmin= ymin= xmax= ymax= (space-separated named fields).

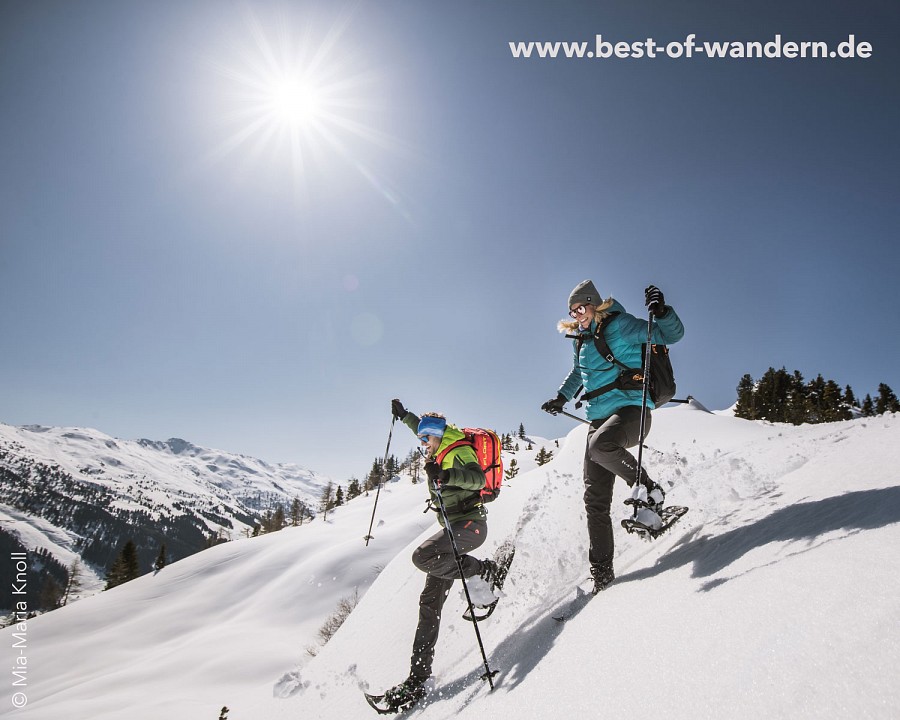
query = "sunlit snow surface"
xmin=3 ymin=403 xmax=898 ymax=719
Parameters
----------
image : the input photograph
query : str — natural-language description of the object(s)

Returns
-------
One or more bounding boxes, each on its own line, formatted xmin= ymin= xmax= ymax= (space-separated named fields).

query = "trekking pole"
xmin=556 ymin=409 xmax=590 ymax=425
xmin=632 ymin=311 xmax=655 ymax=518
xmin=364 ymin=416 xmax=396 ymax=546
xmin=431 ymin=483 xmax=499 ymax=690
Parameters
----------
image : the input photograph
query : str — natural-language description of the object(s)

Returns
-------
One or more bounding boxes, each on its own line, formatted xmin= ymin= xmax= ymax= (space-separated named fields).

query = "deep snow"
xmin=3 ymin=403 xmax=899 ymax=719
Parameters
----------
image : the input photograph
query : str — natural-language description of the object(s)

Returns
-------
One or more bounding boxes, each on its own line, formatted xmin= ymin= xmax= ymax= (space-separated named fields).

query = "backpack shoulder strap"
xmin=591 ymin=312 xmax=630 ymax=371
xmin=435 ymin=439 xmax=474 ymax=466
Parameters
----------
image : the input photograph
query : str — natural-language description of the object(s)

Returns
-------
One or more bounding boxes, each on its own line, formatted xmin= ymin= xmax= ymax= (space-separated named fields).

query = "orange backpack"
xmin=435 ymin=428 xmax=504 ymax=503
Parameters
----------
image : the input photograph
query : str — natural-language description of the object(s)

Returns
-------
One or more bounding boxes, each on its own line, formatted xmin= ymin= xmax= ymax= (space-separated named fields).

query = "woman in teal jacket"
xmin=542 ymin=280 xmax=684 ymax=594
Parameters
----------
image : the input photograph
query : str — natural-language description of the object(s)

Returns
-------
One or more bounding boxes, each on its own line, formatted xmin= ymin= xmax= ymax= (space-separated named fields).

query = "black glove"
xmin=644 ymin=285 xmax=668 ymax=318
xmin=391 ymin=398 xmax=407 ymax=421
xmin=541 ymin=394 xmax=566 ymax=415
xmin=424 ymin=461 xmax=449 ymax=489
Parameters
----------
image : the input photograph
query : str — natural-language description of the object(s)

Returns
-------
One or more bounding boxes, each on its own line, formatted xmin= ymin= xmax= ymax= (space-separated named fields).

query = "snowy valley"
xmin=0 ymin=424 xmax=331 ymax=598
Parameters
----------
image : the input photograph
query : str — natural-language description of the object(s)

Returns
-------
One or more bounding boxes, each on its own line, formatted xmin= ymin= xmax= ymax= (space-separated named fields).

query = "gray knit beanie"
xmin=568 ymin=279 xmax=601 ymax=308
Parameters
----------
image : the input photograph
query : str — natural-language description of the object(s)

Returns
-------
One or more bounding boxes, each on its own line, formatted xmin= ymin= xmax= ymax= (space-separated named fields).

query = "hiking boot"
xmin=465 ymin=571 xmax=498 ymax=608
xmin=482 ymin=541 xmax=516 ymax=592
xmin=382 ymin=676 xmax=427 ymax=712
xmin=480 ymin=558 xmax=501 ymax=590
xmin=645 ymin=482 xmax=665 ymax=514
xmin=590 ymin=562 xmax=615 ymax=594
xmin=462 ymin=545 xmax=517 ymax=621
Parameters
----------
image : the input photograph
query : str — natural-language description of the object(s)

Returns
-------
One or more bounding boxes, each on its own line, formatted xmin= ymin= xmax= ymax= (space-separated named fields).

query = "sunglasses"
xmin=569 ymin=304 xmax=590 ymax=319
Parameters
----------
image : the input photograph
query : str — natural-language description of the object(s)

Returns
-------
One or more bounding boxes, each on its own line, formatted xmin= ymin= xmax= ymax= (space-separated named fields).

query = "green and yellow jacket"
xmin=402 ymin=412 xmax=487 ymax=527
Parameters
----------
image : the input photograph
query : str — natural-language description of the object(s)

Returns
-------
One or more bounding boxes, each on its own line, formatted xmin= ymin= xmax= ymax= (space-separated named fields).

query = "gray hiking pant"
xmin=409 ymin=519 xmax=487 ymax=680
xmin=583 ymin=406 xmax=654 ymax=568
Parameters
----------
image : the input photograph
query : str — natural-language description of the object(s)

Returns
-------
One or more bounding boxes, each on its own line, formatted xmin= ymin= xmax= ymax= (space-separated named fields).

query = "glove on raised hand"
xmin=391 ymin=398 xmax=407 ymax=421
xmin=644 ymin=285 xmax=668 ymax=318
xmin=541 ymin=394 xmax=566 ymax=415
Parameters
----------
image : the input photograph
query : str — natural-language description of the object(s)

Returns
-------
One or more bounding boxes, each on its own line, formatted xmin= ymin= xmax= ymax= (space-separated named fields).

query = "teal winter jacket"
xmin=557 ymin=299 xmax=685 ymax=421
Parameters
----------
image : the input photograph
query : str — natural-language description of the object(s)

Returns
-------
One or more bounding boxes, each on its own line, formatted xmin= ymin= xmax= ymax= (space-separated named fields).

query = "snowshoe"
xmin=621 ymin=505 xmax=688 ymax=539
xmin=364 ymin=676 xmax=427 ymax=715
xmin=463 ymin=540 xmax=515 ymax=622
xmin=624 ymin=481 xmax=665 ymax=514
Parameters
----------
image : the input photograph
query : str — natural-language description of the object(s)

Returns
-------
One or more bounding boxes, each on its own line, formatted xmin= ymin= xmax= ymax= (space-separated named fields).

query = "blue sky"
xmin=2 ymin=0 xmax=898 ymax=482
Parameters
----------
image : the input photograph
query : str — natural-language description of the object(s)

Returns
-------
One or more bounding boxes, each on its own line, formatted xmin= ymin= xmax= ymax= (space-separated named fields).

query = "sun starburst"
xmin=202 ymin=5 xmax=403 ymax=209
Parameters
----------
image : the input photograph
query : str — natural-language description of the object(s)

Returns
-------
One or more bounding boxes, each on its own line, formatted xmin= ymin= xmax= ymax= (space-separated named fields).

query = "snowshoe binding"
xmin=622 ymin=505 xmax=688 ymax=540
xmin=463 ymin=539 xmax=515 ymax=622
xmin=364 ymin=676 xmax=427 ymax=715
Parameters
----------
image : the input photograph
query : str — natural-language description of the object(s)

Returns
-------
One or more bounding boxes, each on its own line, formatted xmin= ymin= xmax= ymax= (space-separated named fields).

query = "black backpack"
xmin=568 ymin=312 xmax=677 ymax=407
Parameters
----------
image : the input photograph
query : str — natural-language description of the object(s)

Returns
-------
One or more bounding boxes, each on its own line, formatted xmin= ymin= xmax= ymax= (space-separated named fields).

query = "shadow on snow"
xmin=418 ymin=486 xmax=900 ymax=704
xmin=618 ymin=485 xmax=900 ymax=589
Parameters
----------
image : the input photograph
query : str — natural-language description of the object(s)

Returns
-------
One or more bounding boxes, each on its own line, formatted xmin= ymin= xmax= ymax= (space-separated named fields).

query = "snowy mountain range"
xmin=0 ymin=423 xmax=332 ymax=597
xmin=2 ymin=402 xmax=899 ymax=719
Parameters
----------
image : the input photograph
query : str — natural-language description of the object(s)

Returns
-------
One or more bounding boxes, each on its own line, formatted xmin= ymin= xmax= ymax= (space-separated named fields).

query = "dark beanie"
xmin=568 ymin=280 xmax=601 ymax=308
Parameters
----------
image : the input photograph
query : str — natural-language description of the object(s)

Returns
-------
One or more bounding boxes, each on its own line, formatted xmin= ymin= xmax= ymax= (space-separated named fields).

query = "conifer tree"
xmin=785 ymin=371 xmax=808 ymax=425
xmin=62 ymin=559 xmax=85 ymax=606
xmin=505 ymin=458 xmax=519 ymax=479
xmin=319 ymin=482 xmax=336 ymax=520
xmin=347 ymin=477 xmax=362 ymax=500
xmin=364 ymin=459 xmax=382 ymax=493
xmin=335 ymin=486 xmax=345 ymax=507
xmin=731 ymin=367 xmax=900 ymax=425
xmin=404 ymin=448 xmax=422 ymax=484
xmin=39 ymin=576 xmax=63 ymax=610
xmin=758 ymin=367 xmax=794 ymax=422
xmin=383 ymin=455 xmax=400 ymax=480
xmin=120 ymin=540 xmax=140 ymax=581
xmin=876 ymin=383 xmax=900 ymax=414
xmin=518 ymin=423 xmax=526 ymax=439
xmin=106 ymin=540 xmax=140 ymax=590
xmin=861 ymin=394 xmax=875 ymax=417
xmin=154 ymin=544 xmax=167 ymax=573
xmin=734 ymin=374 xmax=756 ymax=419
xmin=535 ymin=447 xmax=553 ymax=466
xmin=273 ymin=503 xmax=286 ymax=531
xmin=821 ymin=379 xmax=847 ymax=422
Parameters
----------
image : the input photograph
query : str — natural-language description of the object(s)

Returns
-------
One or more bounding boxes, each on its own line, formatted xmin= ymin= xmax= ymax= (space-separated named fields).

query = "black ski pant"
xmin=583 ymin=405 xmax=654 ymax=568
xmin=409 ymin=519 xmax=487 ymax=681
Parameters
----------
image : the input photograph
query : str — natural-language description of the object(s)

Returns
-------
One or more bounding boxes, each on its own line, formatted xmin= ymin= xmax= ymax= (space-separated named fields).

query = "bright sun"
xmin=266 ymin=76 xmax=325 ymax=129
xmin=204 ymin=6 xmax=399 ymax=204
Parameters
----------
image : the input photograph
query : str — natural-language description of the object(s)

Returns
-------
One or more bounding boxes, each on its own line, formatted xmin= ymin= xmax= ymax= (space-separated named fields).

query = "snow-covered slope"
xmin=0 ymin=423 xmax=332 ymax=597
xmin=3 ymin=405 xmax=899 ymax=719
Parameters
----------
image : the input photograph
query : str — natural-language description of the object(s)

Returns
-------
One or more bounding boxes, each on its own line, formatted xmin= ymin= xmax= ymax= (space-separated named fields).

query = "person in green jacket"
xmin=541 ymin=280 xmax=685 ymax=595
xmin=378 ymin=399 xmax=502 ymax=711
